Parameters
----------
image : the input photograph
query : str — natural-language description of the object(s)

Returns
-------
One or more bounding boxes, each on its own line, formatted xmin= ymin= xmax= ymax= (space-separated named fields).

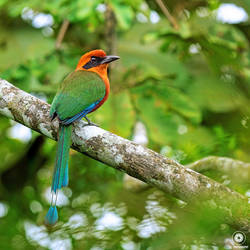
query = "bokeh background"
xmin=0 ymin=0 xmax=250 ymax=249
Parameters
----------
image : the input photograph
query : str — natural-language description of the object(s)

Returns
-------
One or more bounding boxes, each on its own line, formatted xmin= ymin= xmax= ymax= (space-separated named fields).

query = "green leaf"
xmin=131 ymin=82 xmax=186 ymax=145
xmin=112 ymin=2 xmax=134 ymax=29
xmin=0 ymin=25 xmax=54 ymax=71
xmin=187 ymin=75 xmax=248 ymax=113
xmin=91 ymin=91 xmax=135 ymax=138
xmin=157 ymin=84 xmax=202 ymax=124
xmin=132 ymin=81 xmax=202 ymax=124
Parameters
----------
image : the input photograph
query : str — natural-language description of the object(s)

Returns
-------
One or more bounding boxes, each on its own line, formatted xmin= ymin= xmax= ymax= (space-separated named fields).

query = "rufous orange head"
xmin=75 ymin=49 xmax=119 ymax=78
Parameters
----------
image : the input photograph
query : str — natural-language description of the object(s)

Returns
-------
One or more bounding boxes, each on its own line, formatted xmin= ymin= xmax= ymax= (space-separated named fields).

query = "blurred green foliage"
xmin=0 ymin=0 xmax=249 ymax=249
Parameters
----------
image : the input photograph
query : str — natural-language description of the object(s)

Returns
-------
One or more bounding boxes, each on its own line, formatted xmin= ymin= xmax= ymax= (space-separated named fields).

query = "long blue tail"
xmin=45 ymin=124 xmax=72 ymax=226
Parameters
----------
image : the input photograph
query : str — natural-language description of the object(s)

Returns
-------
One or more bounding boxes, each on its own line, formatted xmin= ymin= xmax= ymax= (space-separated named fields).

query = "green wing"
xmin=50 ymin=70 xmax=106 ymax=121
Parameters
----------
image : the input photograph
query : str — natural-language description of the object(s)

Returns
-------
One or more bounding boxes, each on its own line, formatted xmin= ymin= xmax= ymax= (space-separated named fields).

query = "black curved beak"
xmin=101 ymin=55 xmax=120 ymax=64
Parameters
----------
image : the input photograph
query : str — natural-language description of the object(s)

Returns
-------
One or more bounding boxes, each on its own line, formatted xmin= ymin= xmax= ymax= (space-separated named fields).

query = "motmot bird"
xmin=45 ymin=49 xmax=119 ymax=225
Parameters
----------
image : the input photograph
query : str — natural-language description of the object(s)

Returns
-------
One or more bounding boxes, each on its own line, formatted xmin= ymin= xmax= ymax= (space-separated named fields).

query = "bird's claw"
xmin=82 ymin=121 xmax=99 ymax=127
xmin=83 ymin=116 xmax=99 ymax=127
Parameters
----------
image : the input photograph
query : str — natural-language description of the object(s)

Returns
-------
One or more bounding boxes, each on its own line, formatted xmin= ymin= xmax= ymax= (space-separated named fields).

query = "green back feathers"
xmin=50 ymin=71 xmax=106 ymax=120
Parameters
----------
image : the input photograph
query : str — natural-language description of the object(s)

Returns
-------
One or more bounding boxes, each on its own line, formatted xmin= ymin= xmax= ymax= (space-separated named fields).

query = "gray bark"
xmin=0 ymin=78 xmax=249 ymax=231
xmin=187 ymin=156 xmax=250 ymax=182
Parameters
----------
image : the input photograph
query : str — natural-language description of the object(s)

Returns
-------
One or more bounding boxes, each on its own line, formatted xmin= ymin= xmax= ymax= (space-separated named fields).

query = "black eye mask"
xmin=83 ymin=55 xmax=120 ymax=69
xmin=83 ymin=56 xmax=103 ymax=69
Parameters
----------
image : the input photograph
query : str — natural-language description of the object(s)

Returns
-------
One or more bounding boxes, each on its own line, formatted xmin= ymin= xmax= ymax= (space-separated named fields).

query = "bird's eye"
xmin=91 ymin=56 xmax=97 ymax=62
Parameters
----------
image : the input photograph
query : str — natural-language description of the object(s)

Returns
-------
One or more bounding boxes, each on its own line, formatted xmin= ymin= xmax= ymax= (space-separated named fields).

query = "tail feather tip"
xmin=44 ymin=206 xmax=58 ymax=226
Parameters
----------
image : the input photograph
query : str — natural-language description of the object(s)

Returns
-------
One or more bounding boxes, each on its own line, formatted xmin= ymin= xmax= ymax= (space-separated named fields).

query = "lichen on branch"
xmin=0 ymin=78 xmax=249 ymax=232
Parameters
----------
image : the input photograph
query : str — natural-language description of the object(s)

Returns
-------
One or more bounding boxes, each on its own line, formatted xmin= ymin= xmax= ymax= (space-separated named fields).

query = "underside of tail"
xmin=45 ymin=124 xmax=72 ymax=226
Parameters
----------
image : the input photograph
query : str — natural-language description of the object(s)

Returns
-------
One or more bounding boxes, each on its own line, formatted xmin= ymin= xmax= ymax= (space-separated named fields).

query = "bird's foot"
xmin=83 ymin=121 xmax=99 ymax=127
xmin=83 ymin=116 xmax=99 ymax=127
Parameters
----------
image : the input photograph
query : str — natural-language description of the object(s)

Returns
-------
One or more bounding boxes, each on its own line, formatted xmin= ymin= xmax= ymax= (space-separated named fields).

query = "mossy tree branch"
xmin=0 ymin=78 xmax=249 ymax=232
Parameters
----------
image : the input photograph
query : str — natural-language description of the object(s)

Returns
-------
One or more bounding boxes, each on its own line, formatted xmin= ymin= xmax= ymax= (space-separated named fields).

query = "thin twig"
xmin=55 ymin=19 xmax=70 ymax=50
xmin=105 ymin=4 xmax=118 ymax=129
xmin=155 ymin=0 xmax=179 ymax=30
xmin=105 ymin=4 xmax=117 ymax=76
xmin=187 ymin=156 xmax=250 ymax=182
